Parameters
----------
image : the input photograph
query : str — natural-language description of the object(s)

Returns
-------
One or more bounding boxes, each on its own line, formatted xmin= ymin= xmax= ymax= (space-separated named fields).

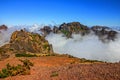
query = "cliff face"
xmin=0 ymin=29 xmax=53 ymax=60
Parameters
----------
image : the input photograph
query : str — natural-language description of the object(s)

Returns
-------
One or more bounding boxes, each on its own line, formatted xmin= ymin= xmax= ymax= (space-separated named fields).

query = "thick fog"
xmin=46 ymin=32 xmax=120 ymax=62
xmin=0 ymin=25 xmax=120 ymax=62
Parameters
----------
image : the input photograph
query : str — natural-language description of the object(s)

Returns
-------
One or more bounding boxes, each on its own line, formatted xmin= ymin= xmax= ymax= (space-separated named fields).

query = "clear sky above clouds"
xmin=0 ymin=0 xmax=120 ymax=26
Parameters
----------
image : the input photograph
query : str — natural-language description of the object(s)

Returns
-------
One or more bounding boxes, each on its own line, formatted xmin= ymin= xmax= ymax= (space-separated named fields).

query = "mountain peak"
xmin=0 ymin=29 xmax=53 ymax=60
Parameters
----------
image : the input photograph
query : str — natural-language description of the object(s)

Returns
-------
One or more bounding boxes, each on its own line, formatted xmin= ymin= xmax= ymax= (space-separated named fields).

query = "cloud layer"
xmin=0 ymin=25 xmax=120 ymax=62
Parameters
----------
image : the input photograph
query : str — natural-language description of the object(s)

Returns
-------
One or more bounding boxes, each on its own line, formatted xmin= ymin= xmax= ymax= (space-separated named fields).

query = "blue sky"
xmin=0 ymin=0 xmax=120 ymax=26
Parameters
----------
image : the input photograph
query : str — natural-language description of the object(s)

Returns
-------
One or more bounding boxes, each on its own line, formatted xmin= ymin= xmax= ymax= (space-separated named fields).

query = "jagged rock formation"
xmin=0 ymin=25 xmax=8 ymax=33
xmin=10 ymin=29 xmax=53 ymax=53
xmin=0 ymin=29 xmax=53 ymax=60
xmin=91 ymin=26 xmax=117 ymax=41
xmin=40 ymin=22 xmax=118 ymax=41
xmin=58 ymin=22 xmax=90 ymax=38
xmin=40 ymin=26 xmax=52 ymax=36
xmin=40 ymin=22 xmax=90 ymax=38
xmin=0 ymin=22 xmax=118 ymax=60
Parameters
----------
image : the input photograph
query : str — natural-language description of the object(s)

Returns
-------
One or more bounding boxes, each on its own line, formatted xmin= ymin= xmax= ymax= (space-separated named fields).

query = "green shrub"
xmin=15 ymin=53 xmax=37 ymax=57
xmin=19 ymin=59 xmax=33 ymax=70
xmin=0 ymin=59 xmax=33 ymax=78
xmin=9 ymin=48 xmax=14 ymax=51
xmin=43 ymin=44 xmax=49 ymax=49
xmin=0 ymin=68 xmax=9 ymax=78
xmin=61 ymin=30 xmax=70 ymax=37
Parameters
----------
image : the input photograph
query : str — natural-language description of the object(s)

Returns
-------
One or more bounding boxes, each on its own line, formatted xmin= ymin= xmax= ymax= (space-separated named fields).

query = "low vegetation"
xmin=61 ymin=30 xmax=71 ymax=38
xmin=15 ymin=53 xmax=55 ymax=57
xmin=15 ymin=53 xmax=37 ymax=57
xmin=0 ymin=59 xmax=33 ymax=78
xmin=53 ymin=54 xmax=103 ymax=63
xmin=79 ymin=58 xmax=104 ymax=63
xmin=50 ymin=71 xmax=59 ymax=77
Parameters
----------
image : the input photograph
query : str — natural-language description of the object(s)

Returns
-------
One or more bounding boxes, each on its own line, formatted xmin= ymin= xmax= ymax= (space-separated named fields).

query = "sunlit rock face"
xmin=10 ymin=29 xmax=53 ymax=53
xmin=0 ymin=29 xmax=53 ymax=60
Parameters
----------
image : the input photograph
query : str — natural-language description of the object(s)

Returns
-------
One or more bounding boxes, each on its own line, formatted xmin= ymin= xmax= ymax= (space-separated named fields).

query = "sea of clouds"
xmin=0 ymin=24 xmax=120 ymax=62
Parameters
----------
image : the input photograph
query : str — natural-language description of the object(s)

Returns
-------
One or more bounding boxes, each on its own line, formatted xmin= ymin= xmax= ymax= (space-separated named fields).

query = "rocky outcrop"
xmin=40 ymin=22 xmax=90 ymax=38
xmin=91 ymin=26 xmax=118 ymax=41
xmin=0 ymin=25 xmax=8 ymax=33
xmin=59 ymin=22 xmax=90 ymax=37
xmin=59 ymin=22 xmax=89 ymax=34
xmin=40 ymin=22 xmax=118 ymax=41
xmin=40 ymin=26 xmax=52 ymax=36
xmin=0 ymin=47 xmax=10 ymax=60
xmin=0 ymin=29 xmax=53 ymax=60
xmin=10 ymin=29 xmax=53 ymax=53
xmin=53 ymin=26 xmax=60 ymax=33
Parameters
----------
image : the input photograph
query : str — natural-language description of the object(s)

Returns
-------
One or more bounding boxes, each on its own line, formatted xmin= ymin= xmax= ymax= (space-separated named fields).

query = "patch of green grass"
xmin=43 ymin=44 xmax=49 ymax=49
xmin=15 ymin=53 xmax=56 ymax=57
xmin=15 ymin=53 xmax=37 ymax=57
xmin=61 ymin=30 xmax=70 ymax=37
xmin=9 ymin=48 xmax=14 ymax=51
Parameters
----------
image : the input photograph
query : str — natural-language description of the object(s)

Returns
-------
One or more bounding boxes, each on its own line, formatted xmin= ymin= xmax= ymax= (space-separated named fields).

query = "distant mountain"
xmin=0 ymin=25 xmax=8 ymax=32
xmin=40 ymin=22 xmax=118 ymax=41
xmin=0 ymin=22 xmax=119 ymax=60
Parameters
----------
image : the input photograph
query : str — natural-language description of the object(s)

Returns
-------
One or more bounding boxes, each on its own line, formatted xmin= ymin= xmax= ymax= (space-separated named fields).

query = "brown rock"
xmin=91 ymin=26 xmax=118 ymax=41
xmin=10 ymin=29 xmax=53 ymax=53
xmin=0 ymin=25 xmax=8 ymax=31
xmin=0 ymin=29 xmax=53 ymax=60
xmin=40 ymin=26 xmax=52 ymax=36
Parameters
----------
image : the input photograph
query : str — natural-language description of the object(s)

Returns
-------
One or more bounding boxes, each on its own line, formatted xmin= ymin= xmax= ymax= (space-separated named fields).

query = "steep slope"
xmin=0 ymin=29 xmax=53 ymax=60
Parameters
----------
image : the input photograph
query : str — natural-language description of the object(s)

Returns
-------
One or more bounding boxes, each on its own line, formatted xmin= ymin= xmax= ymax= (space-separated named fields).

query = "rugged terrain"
xmin=0 ymin=24 xmax=120 ymax=80
xmin=40 ymin=22 xmax=118 ymax=41
xmin=0 ymin=56 xmax=120 ymax=80
xmin=0 ymin=29 xmax=53 ymax=60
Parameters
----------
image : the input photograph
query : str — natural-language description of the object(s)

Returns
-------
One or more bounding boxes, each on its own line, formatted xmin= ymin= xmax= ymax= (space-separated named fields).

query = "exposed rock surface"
xmin=91 ymin=26 xmax=117 ymax=41
xmin=0 ymin=25 xmax=8 ymax=31
xmin=0 ymin=29 xmax=53 ymax=60
xmin=40 ymin=22 xmax=118 ymax=41
xmin=0 ymin=25 xmax=8 ymax=33
xmin=40 ymin=22 xmax=90 ymax=38
xmin=40 ymin=26 xmax=52 ymax=36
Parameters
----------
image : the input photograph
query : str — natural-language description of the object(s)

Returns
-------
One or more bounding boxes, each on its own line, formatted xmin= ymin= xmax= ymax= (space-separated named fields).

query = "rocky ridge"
xmin=0 ymin=29 xmax=53 ymax=60
xmin=40 ymin=22 xmax=118 ymax=41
